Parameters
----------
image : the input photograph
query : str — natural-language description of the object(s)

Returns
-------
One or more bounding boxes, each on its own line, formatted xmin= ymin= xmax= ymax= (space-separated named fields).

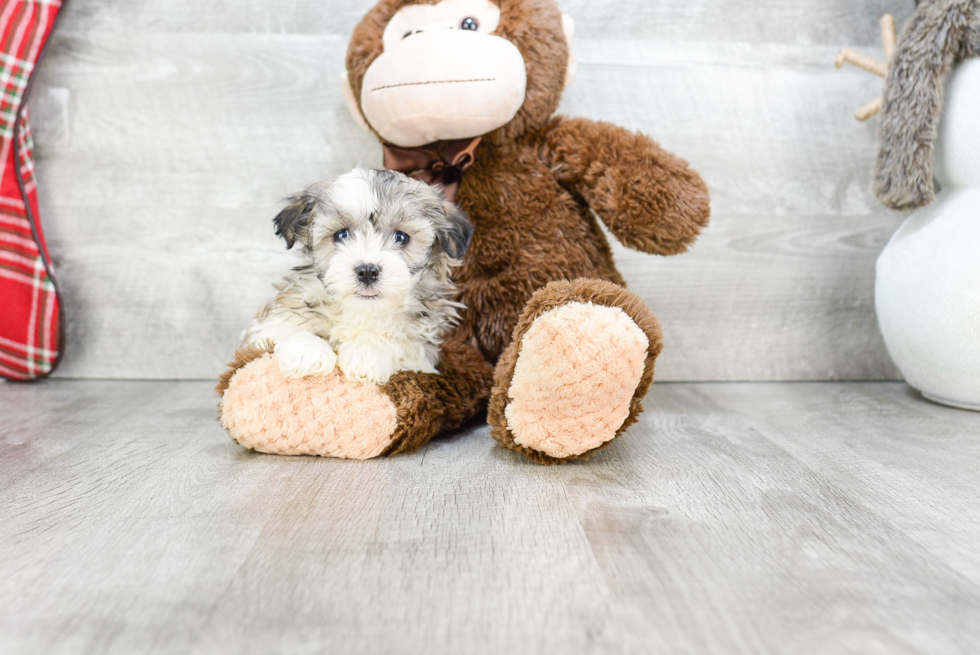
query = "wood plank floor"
xmin=1 ymin=380 xmax=979 ymax=654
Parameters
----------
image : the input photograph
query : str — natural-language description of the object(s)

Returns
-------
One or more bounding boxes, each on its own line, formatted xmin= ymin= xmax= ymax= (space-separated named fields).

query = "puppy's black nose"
xmin=356 ymin=263 xmax=381 ymax=285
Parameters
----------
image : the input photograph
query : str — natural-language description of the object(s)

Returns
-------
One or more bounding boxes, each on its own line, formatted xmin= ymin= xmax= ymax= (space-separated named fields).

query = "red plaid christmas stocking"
xmin=0 ymin=0 xmax=65 ymax=381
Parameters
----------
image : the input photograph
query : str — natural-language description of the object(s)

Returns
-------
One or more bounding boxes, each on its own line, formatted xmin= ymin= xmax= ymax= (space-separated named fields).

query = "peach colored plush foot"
xmin=220 ymin=353 xmax=398 ymax=459
xmin=504 ymin=301 xmax=649 ymax=459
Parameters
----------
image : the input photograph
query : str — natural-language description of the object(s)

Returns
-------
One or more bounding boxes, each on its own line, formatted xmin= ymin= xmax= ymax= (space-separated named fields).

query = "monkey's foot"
xmin=218 ymin=348 xmax=398 ymax=459
xmin=489 ymin=279 xmax=663 ymax=464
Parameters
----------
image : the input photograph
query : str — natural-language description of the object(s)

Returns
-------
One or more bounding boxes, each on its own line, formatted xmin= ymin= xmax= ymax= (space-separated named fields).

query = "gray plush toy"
xmin=874 ymin=0 xmax=980 ymax=210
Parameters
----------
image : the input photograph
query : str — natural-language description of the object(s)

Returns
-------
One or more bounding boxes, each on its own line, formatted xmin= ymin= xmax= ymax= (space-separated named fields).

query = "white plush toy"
xmin=865 ymin=1 xmax=980 ymax=410
xmin=875 ymin=59 xmax=980 ymax=410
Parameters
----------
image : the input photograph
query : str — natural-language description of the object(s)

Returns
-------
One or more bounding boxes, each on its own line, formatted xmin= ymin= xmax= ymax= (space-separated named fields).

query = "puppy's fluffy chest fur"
xmin=254 ymin=266 xmax=458 ymax=379
xmin=242 ymin=169 xmax=472 ymax=385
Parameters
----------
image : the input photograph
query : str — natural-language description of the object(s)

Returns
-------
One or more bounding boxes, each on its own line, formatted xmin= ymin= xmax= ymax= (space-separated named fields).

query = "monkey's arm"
xmin=540 ymin=116 xmax=710 ymax=256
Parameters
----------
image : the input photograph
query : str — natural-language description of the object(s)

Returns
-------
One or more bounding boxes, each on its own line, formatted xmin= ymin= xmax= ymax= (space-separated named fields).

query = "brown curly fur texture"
xmin=487 ymin=279 xmax=663 ymax=465
xmin=541 ymin=117 xmax=711 ymax=256
xmin=446 ymin=123 xmax=707 ymax=366
xmin=380 ymin=330 xmax=495 ymax=455
xmin=217 ymin=0 xmax=709 ymax=464
xmin=875 ymin=0 xmax=980 ymax=211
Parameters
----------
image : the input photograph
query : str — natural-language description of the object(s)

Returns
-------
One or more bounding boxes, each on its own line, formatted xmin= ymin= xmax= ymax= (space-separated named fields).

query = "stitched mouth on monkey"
xmin=369 ymin=78 xmax=496 ymax=93
xmin=355 ymin=0 xmax=529 ymax=148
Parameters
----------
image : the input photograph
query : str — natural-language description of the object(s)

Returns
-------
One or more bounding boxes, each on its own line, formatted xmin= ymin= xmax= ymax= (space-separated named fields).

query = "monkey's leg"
xmin=488 ymin=279 xmax=663 ymax=464
xmin=381 ymin=329 xmax=495 ymax=455
xmin=217 ymin=331 xmax=494 ymax=459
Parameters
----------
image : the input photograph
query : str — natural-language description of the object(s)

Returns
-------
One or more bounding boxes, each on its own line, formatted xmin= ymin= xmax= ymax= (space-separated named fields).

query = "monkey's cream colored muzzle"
xmin=360 ymin=29 xmax=527 ymax=148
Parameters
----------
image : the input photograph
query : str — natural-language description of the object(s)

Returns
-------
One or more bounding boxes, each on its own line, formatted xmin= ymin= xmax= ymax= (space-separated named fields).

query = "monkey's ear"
xmin=273 ymin=194 xmax=318 ymax=249
xmin=562 ymin=14 xmax=577 ymax=88
xmin=436 ymin=201 xmax=474 ymax=261
xmin=340 ymin=71 xmax=372 ymax=132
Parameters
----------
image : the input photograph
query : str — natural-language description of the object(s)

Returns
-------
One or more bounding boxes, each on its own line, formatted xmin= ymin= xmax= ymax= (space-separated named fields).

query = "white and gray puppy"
xmin=243 ymin=168 xmax=473 ymax=385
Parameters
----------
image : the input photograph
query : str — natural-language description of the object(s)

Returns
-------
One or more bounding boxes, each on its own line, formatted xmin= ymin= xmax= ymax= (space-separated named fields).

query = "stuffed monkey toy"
xmin=218 ymin=0 xmax=711 ymax=463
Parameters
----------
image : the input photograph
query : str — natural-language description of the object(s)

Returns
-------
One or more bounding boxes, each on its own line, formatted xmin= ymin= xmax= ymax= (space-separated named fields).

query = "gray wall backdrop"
xmin=29 ymin=0 xmax=917 ymax=381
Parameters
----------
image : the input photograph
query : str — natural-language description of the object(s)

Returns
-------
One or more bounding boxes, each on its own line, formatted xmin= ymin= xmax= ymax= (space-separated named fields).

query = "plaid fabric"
xmin=0 ymin=0 xmax=63 ymax=381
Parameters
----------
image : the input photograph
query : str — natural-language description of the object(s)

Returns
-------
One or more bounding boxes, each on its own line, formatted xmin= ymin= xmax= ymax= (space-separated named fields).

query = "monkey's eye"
xmin=394 ymin=231 xmax=411 ymax=246
xmin=333 ymin=229 xmax=350 ymax=243
xmin=460 ymin=17 xmax=478 ymax=31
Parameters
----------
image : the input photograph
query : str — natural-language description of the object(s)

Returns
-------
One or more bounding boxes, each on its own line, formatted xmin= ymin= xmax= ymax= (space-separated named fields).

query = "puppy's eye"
xmin=403 ymin=30 xmax=413 ymax=39
xmin=333 ymin=229 xmax=350 ymax=243
xmin=394 ymin=231 xmax=411 ymax=246
xmin=460 ymin=17 xmax=478 ymax=31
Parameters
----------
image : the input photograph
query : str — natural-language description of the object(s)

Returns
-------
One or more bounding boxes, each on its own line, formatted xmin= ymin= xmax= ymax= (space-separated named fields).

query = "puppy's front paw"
xmin=337 ymin=340 xmax=397 ymax=385
xmin=274 ymin=333 xmax=337 ymax=378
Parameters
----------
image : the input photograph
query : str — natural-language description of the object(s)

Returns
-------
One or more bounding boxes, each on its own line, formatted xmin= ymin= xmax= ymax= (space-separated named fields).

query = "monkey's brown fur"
xmin=488 ymin=278 xmax=664 ymax=464
xmin=220 ymin=0 xmax=710 ymax=463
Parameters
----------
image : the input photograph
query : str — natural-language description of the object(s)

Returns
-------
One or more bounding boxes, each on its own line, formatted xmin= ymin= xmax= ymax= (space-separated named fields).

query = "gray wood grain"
xmin=562 ymin=0 xmax=916 ymax=44
xmin=1 ymin=380 xmax=978 ymax=654
xmin=27 ymin=5 xmax=910 ymax=380
xmin=58 ymin=0 xmax=916 ymax=45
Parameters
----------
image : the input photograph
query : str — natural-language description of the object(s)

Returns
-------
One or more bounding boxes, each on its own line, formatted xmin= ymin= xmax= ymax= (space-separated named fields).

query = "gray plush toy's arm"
xmin=874 ymin=0 xmax=980 ymax=211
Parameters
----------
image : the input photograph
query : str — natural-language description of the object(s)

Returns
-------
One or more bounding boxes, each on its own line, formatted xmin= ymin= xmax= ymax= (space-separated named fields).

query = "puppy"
xmin=243 ymin=168 xmax=473 ymax=385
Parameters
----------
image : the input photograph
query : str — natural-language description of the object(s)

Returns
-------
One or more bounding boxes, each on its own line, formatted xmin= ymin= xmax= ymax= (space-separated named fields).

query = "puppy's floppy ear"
xmin=436 ymin=201 xmax=474 ymax=261
xmin=273 ymin=193 xmax=318 ymax=249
